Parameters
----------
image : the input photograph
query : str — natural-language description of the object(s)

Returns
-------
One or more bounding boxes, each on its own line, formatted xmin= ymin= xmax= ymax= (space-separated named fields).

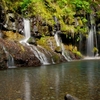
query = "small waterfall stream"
xmin=54 ymin=31 xmax=71 ymax=61
xmin=61 ymin=43 xmax=71 ymax=61
xmin=20 ymin=18 xmax=31 ymax=43
xmin=3 ymin=46 xmax=16 ymax=68
xmin=21 ymin=18 xmax=51 ymax=65
xmin=53 ymin=16 xmax=71 ymax=61
xmin=54 ymin=32 xmax=61 ymax=47
xmin=30 ymin=45 xmax=51 ymax=65
xmin=7 ymin=54 xmax=15 ymax=68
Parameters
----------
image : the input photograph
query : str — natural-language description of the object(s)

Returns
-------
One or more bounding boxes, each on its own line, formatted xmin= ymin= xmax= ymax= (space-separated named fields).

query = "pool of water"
xmin=0 ymin=59 xmax=100 ymax=100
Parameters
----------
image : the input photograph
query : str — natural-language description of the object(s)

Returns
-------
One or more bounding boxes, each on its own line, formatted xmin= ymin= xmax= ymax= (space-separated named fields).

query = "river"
xmin=0 ymin=59 xmax=100 ymax=100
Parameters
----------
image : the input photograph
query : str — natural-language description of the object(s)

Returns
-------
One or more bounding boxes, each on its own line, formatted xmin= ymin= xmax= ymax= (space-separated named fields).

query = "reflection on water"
xmin=0 ymin=60 xmax=100 ymax=100
xmin=24 ymin=71 xmax=31 ymax=100
xmin=87 ymin=62 xmax=94 ymax=98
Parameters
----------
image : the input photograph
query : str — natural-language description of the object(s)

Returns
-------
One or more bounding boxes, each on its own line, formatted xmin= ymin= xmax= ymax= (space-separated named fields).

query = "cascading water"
xmin=20 ymin=18 xmax=31 ymax=43
xmin=54 ymin=32 xmax=71 ymax=61
xmin=21 ymin=18 xmax=51 ymax=65
xmin=53 ymin=16 xmax=71 ymax=61
xmin=3 ymin=46 xmax=16 ymax=68
xmin=61 ymin=43 xmax=71 ymax=61
xmin=87 ymin=25 xmax=94 ymax=56
xmin=87 ymin=13 xmax=98 ymax=57
xmin=7 ymin=54 xmax=15 ymax=68
xmin=54 ymin=31 xmax=61 ymax=47
xmin=30 ymin=45 xmax=51 ymax=65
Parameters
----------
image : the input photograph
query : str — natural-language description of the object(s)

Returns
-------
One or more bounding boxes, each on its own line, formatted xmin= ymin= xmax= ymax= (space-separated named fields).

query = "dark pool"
xmin=0 ymin=59 xmax=100 ymax=100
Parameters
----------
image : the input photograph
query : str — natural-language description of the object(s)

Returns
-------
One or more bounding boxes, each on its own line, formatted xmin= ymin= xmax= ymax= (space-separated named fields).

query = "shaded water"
xmin=0 ymin=60 xmax=100 ymax=100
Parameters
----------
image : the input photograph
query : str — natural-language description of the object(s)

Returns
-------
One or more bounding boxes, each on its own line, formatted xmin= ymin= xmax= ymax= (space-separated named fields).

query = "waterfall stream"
xmin=61 ymin=43 xmax=72 ymax=61
xmin=54 ymin=32 xmax=71 ymax=61
xmin=87 ymin=24 xmax=94 ymax=56
xmin=7 ymin=54 xmax=15 ymax=68
xmin=21 ymin=18 xmax=51 ymax=65
xmin=87 ymin=13 xmax=98 ymax=57
xmin=3 ymin=46 xmax=16 ymax=68
xmin=30 ymin=45 xmax=51 ymax=65
xmin=20 ymin=18 xmax=31 ymax=43
xmin=54 ymin=32 xmax=61 ymax=46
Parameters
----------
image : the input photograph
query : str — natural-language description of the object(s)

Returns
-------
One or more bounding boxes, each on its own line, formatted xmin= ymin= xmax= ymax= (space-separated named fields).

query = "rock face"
xmin=0 ymin=45 xmax=7 ymax=69
xmin=0 ymin=38 xmax=41 ymax=69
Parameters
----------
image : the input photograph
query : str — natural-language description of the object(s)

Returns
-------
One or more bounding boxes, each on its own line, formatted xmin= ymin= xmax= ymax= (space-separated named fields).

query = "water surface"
xmin=0 ymin=60 xmax=100 ymax=100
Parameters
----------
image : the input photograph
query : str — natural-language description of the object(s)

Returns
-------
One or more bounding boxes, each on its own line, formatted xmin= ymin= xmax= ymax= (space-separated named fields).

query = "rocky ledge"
xmin=0 ymin=38 xmax=41 ymax=69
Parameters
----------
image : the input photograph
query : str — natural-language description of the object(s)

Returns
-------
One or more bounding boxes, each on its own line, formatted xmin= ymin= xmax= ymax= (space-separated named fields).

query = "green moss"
xmin=72 ymin=50 xmax=83 ymax=58
xmin=37 ymin=36 xmax=51 ymax=50
xmin=93 ymin=47 xmax=98 ymax=53
xmin=55 ymin=46 xmax=61 ymax=53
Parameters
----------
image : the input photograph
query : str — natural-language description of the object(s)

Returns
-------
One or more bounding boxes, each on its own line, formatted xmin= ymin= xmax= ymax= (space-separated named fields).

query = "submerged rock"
xmin=64 ymin=94 xmax=79 ymax=100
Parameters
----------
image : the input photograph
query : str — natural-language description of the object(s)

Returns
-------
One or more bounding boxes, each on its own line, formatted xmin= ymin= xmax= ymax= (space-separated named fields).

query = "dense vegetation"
xmin=2 ymin=0 xmax=100 ymax=35
xmin=1 ymin=0 xmax=100 ymax=48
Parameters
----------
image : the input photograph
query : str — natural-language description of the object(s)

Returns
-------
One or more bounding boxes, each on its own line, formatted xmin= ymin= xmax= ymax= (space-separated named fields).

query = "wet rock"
xmin=64 ymin=94 xmax=79 ymax=100
xmin=49 ymin=87 xmax=54 ymax=90
xmin=0 ymin=38 xmax=41 ymax=69
xmin=0 ymin=45 xmax=7 ymax=69
xmin=27 ymin=37 xmax=37 ymax=45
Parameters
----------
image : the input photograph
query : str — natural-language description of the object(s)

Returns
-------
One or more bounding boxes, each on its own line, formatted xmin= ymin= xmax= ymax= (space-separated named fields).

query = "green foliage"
xmin=57 ymin=0 xmax=68 ymax=8
xmin=2 ymin=0 xmax=98 ymax=37
xmin=93 ymin=47 xmax=98 ymax=53
xmin=20 ymin=0 xmax=31 ymax=11
xmin=71 ymin=0 xmax=91 ymax=13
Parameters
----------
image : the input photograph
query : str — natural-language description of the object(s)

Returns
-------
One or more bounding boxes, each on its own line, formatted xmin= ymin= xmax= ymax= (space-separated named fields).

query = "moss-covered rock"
xmin=2 ymin=31 xmax=24 ymax=41
xmin=37 ymin=36 xmax=67 ymax=63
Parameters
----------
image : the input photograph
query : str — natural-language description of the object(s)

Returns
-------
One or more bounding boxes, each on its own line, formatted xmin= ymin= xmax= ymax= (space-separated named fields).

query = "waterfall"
xmin=54 ymin=31 xmax=71 ymax=61
xmin=20 ymin=18 xmax=31 ymax=43
xmin=3 ymin=46 xmax=16 ymax=68
xmin=87 ymin=13 xmax=98 ymax=57
xmin=53 ymin=16 xmax=72 ymax=61
xmin=29 ymin=45 xmax=50 ymax=65
xmin=20 ymin=18 xmax=52 ymax=65
xmin=7 ymin=54 xmax=15 ymax=68
xmin=61 ymin=43 xmax=72 ymax=61
xmin=87 ymin=25 xmax=94 ymax=56
xmin=54 ymin=32 xmax=61 ymax=46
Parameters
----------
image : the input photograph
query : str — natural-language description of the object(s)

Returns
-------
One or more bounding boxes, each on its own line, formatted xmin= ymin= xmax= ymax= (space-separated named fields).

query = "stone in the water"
xmin=49 ymin=87 xmax=54 ymax=90
xmin=64 ymin=94 xmax=79 ymax=100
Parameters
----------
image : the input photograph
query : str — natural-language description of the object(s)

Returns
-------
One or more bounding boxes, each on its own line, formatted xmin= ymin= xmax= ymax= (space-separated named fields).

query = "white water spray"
xmin=87 ymin=25 xmax=94 ymax=56
xmin=30 ymin=45 xmax=50 ymax=65
xmin=54 ymin=32 xmax=61 ymax=46
xmin=20 ymin=19 xmax=31 ymax=43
